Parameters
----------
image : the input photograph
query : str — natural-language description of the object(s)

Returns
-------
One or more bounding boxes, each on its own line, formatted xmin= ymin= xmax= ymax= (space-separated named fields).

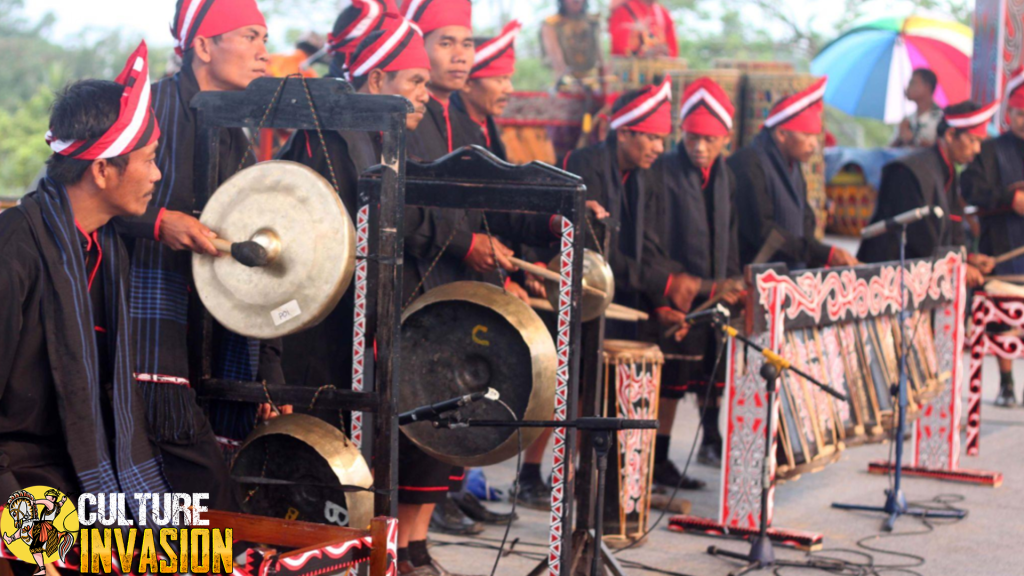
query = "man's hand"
xmin=965 ymin=264 xmax=986 ymax=288
xmin=1011 ymin=189 xmax=1024 ymax=216
xmin=655 ymin=307 xmax=690 ymax=342
xmin=159 ymin=210 xmax=219 ymax=255
xmin=829 ymin=247 xmax=859 ymax=267
xmin=464 ymin=235 xmax=517 ymax=274
xmin=257 ymin=403 xmax=293 ymax=422
xmin=524 ymin=269 xmax=547 ymax=298
xmin=968 ymin=252 xmax=995 ymax=275
xmin=716 ymin=277 xmax=746 ymax=305
xmin=586 ymin=200 xmax=610 ymax=220
xmin=666 ymin=272 xmax=702 ymax=313
xmin=504 ymin=280 xmax=531 ymax=305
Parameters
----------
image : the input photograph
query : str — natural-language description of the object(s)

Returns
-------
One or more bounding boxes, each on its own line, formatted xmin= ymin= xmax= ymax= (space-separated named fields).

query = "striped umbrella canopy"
xmin=811 ymin=14 xmax=973 ymax=124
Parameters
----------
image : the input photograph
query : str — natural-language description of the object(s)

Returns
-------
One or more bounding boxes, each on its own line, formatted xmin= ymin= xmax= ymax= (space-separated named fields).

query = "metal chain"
xmin=234 ymin=76 xmax=292 ymax=175
xmin=298 ymin=75 xmax=343 ymax=193
xmin=403 ymin=212 xmax=469 ymax=310
xmin=308 ymin=384 xmax=347 ymax=431
xmin=481 ymin=212 xmax=508 ymax=292
xmin=585 ymin=213 xmax=605 ymax=258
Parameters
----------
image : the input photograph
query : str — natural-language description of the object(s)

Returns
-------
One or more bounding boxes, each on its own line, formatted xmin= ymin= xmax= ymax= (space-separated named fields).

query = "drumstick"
xmin=510 ymin=257 xmax=608 ymax=299
xmin=992 ymin=245 xmax=1024 ymax=265
xmin=211 ymin=237 xmax=270 ymax=267
xmin=528 ymin=298 xmax=647 ymax=322
xmin=984 ymin=274 xmax=1024 ymax=283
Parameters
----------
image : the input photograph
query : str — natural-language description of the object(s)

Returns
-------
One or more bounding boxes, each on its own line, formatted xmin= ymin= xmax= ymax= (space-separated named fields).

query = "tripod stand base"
xmin=867 ymin=460 xmax=1003 ymax=487
xmin=668 ymin=515 xmax=823 ymax=551
xmin=833 ymin=487 xmax=967 ymax=532
xmin=707 ymin=543 xmax=831 ymax=576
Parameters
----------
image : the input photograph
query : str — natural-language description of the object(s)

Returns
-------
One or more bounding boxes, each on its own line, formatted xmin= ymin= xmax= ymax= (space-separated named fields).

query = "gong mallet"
xmin=210 ymin=230 xmax=281 ymax=268
xmin=510 ymin=256 xmax=608 ymax=299
xmin=529 ymin=298 xmax=648 ymax=322
xmin=992 ymin=245 xmax=1024 ymax=266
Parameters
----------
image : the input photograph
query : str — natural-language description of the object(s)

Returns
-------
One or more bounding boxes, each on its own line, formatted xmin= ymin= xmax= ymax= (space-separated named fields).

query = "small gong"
xmin=193 ymin=160 xmax=356 ymax=339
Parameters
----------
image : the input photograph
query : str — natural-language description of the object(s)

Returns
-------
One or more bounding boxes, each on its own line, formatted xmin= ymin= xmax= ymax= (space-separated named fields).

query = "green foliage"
xmin=0 ymin=84 xmax=52 ymax=196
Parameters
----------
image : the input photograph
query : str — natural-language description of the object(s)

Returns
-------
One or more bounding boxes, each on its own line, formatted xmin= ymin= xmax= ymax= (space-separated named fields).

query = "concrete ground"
xmin=428 ymin=354 xmax=1024 ymax=576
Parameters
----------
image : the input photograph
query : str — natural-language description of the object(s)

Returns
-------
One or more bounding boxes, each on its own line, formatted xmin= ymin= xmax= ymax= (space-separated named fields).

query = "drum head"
xmin=233 ymin=414 xmax=373 ymax=530
xmin=193 ymin=161 xmax=356 ymax=339
xmin=400 ymin=282 xmax=557 ymax=467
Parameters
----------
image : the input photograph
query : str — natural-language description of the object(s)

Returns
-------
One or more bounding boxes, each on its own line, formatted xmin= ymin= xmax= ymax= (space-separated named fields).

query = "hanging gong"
xmin=232 ymin=414 xmax=374 ymax=530
xmin=400 ymin=281 xmax=557 ymax=467
xmin=193 ymin=160 xmax=356 ymax=339
xmin=545 ymin=249 xmax=615 ymax=322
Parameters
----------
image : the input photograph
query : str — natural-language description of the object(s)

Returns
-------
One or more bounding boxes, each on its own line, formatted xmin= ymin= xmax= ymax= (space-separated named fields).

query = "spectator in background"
xmin=541 ymin=0 xmax=603 ymax=82
xmin=892 ymin=68 xmax=942 ymax=148
xmin=267 ymin=31 xmax=326 ymax=78
xmin=609 ymin=0 xmax=678 ymax=59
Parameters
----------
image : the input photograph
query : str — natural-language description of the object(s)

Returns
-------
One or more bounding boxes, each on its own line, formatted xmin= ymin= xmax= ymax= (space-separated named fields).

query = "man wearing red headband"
xmin=730 ymin=78 xmax=857 ymax=270
xmin=276 ymin=12 xmax=431 ymax=431
xmin=452 ymin=20 xmax=521 ymax=159
xmin=963 ymin=72 xmax=1024 ymax=407
xmin=646 ymin=77 xmax=742 ymax=483
xmin=115 ymin=0 xmax=281 ymax=512
xmin=859 ymin=101 xmax=996 ymax=284
xmin=563 ymin=78 xmax=701 ymax=340
xmin=0 ymin=43 xmax=171 ymax=507
xmin=608 ymin=0 xmax=678 ymax=58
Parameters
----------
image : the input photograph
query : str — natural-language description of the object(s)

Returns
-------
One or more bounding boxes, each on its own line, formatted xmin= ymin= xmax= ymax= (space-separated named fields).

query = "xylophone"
xmin=669 ymin=249 xmax=978 ymax=549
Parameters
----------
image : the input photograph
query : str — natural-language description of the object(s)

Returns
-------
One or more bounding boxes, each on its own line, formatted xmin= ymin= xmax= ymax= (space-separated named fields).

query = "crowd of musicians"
xmin=3 ymin=0 xmax=1024 ymax=574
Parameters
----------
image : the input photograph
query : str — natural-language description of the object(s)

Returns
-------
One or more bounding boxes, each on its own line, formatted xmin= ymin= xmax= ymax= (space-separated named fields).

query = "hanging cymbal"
xmin=400 ymin=281 xmax=557 ymax=467
xmin=232 ymin=414 xmax=374 ymax=530
xmin=193 ymin=160 xmax=356 ymax=339
xmin=544 ymin=249 xmax=616 ymax=322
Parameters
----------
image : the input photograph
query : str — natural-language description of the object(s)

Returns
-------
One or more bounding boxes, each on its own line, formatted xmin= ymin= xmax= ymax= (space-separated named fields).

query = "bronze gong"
xmin=545 ymin=248 xmax=615 ymax=322
xmin=232 ymin=414 xmax=374 ymax=530
xmin=193 ymin=160 xmax=356 ymax=339
xmin=400 ymin=281 xmax=557 ymax=467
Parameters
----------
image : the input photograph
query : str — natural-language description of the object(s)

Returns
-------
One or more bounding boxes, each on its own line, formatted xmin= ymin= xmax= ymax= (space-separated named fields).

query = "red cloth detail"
xmin=403 ymin=0 xmax=472 ymax=36
xmin=938 ymin=145 xmax=954 ymax=191
xmin=463 ymin=233 xmax=478 ymax=261
xmin=609 ymin=77 xmax=672 ymax=135
xmin=548 ymin=214 xmax=559 ymax=236
xmin=562 ymin=150 xmax=572 ymax=170
xmin=471 ymin=20 xmax=521 ymax=78
xmin=398 ymin=485 xmax=450 ymax=491
xmin=46 ymin=42 xmax=160 ymax=160
xmin=826 ymin=245 xmax=836 ymax=267
xmin=89 ymin=232 xmax=103 ymax=292
xmin=708 ymin=282 xmax=716 ymax=300
xmin=766 ymin=77 xmax=826 ymax=134
xmin=621 ymin=170 xmax=631 ymax=185
xmin=608 ymin=0 xmax=678 ymax=58
xmin=75 ymin=220 xmax=92 ymax=252
xmin=449 ymin=473 xmax=466 ymax=481
xmin=680 ymin=77 xmax=733 ymax=136
xmin=328 ymin=0 xmax=397 ymax=56
xmin=663 ymin=275 xmax=673 ymax=297
xmin=173 ymin=0 xmax=267 ymax=57
xmin=700 ymin=165 xmax=711 ymax=189
xmin=154 ymin=207 xmax=167 ymax=242
xmin=94 ymin=326 xmax=107 ymax=333
xmin=373 ymin=338 xmax=378 ymax=362
xmin=949 ymin=215 xmax=963 ymax=222
xmin=475 ymin=118 xmax=491 ymax=147
xmin=945 ymin=100 xmax=999 ymax=137
xmin=654 ymin=306 xmax=673 ymax=314
xmin=348 ymin=13 xmax=431 ymax=77
xmin=503 ymin=275 xmax=512 ymax=289
xmin=305 ymin=134 xmax=313 ymax=158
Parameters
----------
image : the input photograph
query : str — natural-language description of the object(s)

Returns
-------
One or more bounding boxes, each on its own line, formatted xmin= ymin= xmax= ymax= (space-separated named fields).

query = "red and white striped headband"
xmin=46 ymin=41 xmax=160 ymax=161
xmin=609 ymin=77 xmax=672 ymax=135
xmin=173 ymin=0 xmax=267 ymax=57
xmin=679 ymin=77 xmax=734 ymax=134
xmin=470 ymin=20 xmax=521 ymax=78
xmin=328 ymin=0 xmax=395 ymax=56
xmin=945 ymin=100 xmax=1000 ymax=136
xmin=348 ymin=14 xmax=430 ymax=78
xmin=764 ymin=77 xmax=827 ymax=132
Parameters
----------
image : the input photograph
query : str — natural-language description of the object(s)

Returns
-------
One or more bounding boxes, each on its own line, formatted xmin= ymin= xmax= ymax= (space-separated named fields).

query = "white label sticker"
xmin=271 ymin=300 xmax=302 ymax=326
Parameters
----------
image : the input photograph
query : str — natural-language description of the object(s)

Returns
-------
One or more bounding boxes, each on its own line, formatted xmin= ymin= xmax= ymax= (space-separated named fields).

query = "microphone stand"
xmin=702 ymin=315 xmax=847 ymax=575
xmin=831 ymin=223 xmax=966 ymax=530
xmin=432 ymin=416 xmax=654 ymax=576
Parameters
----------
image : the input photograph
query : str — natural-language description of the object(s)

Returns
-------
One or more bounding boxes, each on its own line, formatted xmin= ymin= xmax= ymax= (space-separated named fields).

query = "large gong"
xmin=232 ymin=414 xmax=373 ymax=530
xmin=193 ymin=160 xmax=356 ymax=339
xmin=400 ymin=281 xmax=557 ymax=466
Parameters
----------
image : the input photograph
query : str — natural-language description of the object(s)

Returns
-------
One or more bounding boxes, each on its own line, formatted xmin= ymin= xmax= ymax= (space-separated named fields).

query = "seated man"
xmin=0 ymin=42 xmax=170 ymax=511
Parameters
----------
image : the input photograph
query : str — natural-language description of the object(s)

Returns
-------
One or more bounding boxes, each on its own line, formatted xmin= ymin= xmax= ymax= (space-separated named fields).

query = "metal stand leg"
xmin=832 ymin=226 xmax=966 ymax=530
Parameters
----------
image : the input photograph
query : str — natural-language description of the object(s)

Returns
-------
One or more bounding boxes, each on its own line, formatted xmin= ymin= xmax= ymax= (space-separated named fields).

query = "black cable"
xmin=614 ymin=326 xmax=729 ymax=555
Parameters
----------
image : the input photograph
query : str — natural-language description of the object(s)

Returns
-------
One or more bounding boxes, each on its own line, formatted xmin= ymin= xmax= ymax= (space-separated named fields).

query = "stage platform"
xmin=429 ymin=353 xmax=1023 ymax=576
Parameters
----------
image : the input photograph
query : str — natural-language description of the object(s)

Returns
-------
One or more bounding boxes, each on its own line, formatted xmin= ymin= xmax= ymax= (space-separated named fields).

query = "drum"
xmin=601 ymin=340 xmax=663 ymax=546
xmin=742 ymin=73 xmax=828 ymax=239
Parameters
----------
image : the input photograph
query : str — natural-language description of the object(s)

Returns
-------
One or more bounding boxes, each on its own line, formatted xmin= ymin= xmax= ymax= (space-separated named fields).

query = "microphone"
xmin=860 ymin=206 xmax=944 ymax=239
xmin=399 ymin=388 xmax=500 ymax=425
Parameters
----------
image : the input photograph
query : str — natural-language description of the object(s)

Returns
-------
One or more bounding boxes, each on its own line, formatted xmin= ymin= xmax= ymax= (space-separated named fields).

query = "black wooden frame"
xmin=190 ymin=77 xmax=410 ymax=518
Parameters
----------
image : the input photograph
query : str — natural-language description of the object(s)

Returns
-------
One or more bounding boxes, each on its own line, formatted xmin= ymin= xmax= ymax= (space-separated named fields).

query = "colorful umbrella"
xmin=810 ymin=15 xmax=973 ymax=124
